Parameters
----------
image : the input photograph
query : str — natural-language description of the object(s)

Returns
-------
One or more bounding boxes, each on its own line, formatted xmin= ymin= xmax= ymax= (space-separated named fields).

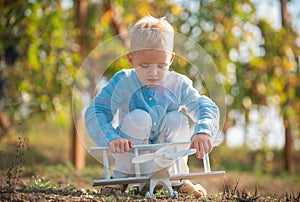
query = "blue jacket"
xmin=85 ymin=69 xmax=220 ymax=146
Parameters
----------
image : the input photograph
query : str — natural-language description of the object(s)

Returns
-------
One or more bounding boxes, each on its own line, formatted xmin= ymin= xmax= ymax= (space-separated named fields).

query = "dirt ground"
xmin=1 ymin=171 xmax=299 ymax=202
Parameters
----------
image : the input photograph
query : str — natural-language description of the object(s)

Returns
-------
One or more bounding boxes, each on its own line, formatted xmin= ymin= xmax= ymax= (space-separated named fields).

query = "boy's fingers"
xmin=123 ymin=143 xmax=129 ymax=152
xmin=111 ymin=139 xmax=134 ymax=153
xmin=123 ymin=140 xmax=134 ymax=152
xmin=203 ymin=140 xmax=211 ymax=154
xmin=207 ymin=139 xmax=213 ymax=152
xmin=192 ymin=141 xmax=210 ymax=159
xmin=129 ymin=141 xmax=134 ymax=148
xmin=119 ymin=142 xmax=124 ymax=153
xmin=191 ymin=134 xmax=213 ymax=158
xmin=199 ymin=143 xmax=206 ymax=158
xmin=109 ymin=139 xmax=122 ymax=153
xmin=193 ymin=142 xmax=204 ymax=159
xmin=110 ymin=145 xmax=116 ymax=153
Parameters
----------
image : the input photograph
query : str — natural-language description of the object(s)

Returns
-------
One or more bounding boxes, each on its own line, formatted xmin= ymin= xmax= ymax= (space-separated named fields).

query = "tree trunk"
xmin=280 ymin=0 xmax=295 ymax=175
xmin=280 ymin=0 xmax=291 ymax=27
xmin=283 ymin=119 xmax=295 ymax=175
xmin=103 ymin=0 xmax=129 ymax=47
xmin=76 ymin=0 xmax=88 ymax=56
xmin=0 ymin=109 xmax=11 ymax=140
xmin=71 ymin=0 xmax=88 ymax=170
xmin=71 ymin=114 xmax=86 ymax=170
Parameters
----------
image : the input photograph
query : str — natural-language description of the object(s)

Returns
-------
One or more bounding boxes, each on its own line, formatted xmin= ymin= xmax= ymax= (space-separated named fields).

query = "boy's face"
xmin=127 ymin=49 xmax=175 ymax=87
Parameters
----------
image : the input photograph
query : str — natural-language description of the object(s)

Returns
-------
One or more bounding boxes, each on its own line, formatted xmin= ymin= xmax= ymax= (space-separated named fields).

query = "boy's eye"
xmin=157 ymin=64 xmax=168 ymax=68
xmin=140 ymin=64 xmax=149 ymax=68
xmin=139 ymin=64 xmax=168 ymax=69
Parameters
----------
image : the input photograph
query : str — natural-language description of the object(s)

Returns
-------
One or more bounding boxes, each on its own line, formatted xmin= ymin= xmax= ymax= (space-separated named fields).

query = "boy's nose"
xmin=149 ymin=66 xmax=158 ymax=75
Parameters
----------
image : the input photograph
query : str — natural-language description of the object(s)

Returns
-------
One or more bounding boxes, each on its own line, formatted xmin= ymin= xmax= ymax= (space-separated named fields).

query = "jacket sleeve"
xmin=84 ymin=72 xmax=123 ymax=146
xmin=180 ymin=78 xmax=220 ymax=138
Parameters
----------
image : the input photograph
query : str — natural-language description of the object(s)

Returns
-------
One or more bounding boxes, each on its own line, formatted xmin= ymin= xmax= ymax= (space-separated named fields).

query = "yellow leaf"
xmin=28 ymin=43 xmax=40 ymax=71
xmin=271 ymin=79 xmax=284 ymax=92
xmin=287 ymin=74 xmax=298 ymax=86
xmin=171 ymin=5 xmax=182 ymax=16
xmin=282 ymin=58 xmax=295 ymax=71
xmin=100 ymin=10 xmax=112 ymax=25
xmin=177 ymin=57 xmax=187 ymax=67
xmin=279 ymin=92 xmax=287 ymax=104
xmin=257 ymin=82 xmax=266 ymax=94
xmin=138 ymin=2 xmax=152 ymax=16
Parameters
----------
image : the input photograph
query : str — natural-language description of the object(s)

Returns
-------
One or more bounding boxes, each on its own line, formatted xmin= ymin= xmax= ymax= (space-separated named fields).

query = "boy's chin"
xmin=146 ymin=84 xmax=156 ymax=87
xmin=146 ymin=83 xmax=157 ymax=88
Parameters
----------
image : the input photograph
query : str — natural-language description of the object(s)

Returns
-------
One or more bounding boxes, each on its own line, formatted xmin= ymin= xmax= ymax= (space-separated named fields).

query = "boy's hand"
xmin=190 ymin=133 xmax=213 ymax=159
xmin=109 ymin=138 xmax=134 ymax=153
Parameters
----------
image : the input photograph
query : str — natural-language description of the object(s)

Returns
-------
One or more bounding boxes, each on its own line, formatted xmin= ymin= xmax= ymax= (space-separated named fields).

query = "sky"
xmin=251 ymin=0 xmax=300 ymax=33
xmin=226 ymin=102 xmax=286 ymax=149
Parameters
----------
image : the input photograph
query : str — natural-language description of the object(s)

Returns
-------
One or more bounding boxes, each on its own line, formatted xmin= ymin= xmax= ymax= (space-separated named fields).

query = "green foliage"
xmin=26 ymin=176 xmax=60 ymax=189
xmin=45 ymin=162 xmax=75 ymax=178
xmin=0 ymin=0 xmax=80 ymax=129
xmin=66 ymin=182 xmax=77 ymax=191
xmin=170 ymin=0 xmax=300 ymax=153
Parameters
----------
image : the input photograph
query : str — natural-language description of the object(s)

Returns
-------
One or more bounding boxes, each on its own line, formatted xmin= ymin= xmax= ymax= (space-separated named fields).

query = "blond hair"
xmin=129 ymin=15 xmax=174 ymax=53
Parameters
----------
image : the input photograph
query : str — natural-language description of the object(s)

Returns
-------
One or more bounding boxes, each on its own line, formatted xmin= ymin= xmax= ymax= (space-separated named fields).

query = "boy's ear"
xmin=169 ymin=52 xmax=175 ymax=64
xmin=127 ymin=53 xmax=134 ymax=66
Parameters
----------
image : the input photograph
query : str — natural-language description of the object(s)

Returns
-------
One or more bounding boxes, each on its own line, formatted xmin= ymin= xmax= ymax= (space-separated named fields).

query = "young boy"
xmin=84 ymin=15 xmax=220 ymax=197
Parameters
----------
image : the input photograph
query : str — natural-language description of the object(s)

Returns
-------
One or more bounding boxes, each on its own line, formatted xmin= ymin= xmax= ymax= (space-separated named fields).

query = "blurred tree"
xmin=0 ymin=1 xmax=79 ymax=139
xmin=171 ymin=0 xmax=299 ymax=174
xmin=272 ymin=0 xmax=298 ymax=175
xmin=169 ymin=0 xmax=259 ymax=132
xmin=0 ymin=0 xmax=175 ymax=168
xmin=240 ymin=0 xmax=299 ymax=175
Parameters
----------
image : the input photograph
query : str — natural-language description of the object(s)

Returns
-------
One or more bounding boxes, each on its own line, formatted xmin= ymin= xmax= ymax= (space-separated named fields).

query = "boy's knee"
xmin=159 ymin=111 xmax=190 ymax=143
xmin=125 ymin=109 xmax=152 ymax=128
xmin=120 ymin=109 xmax=152 ymax=140
xmin=164 ymin=111 xmax=189 ymax=129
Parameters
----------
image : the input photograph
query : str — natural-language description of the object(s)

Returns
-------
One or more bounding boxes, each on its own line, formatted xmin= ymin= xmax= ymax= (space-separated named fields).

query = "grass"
xmin=2 ymin=174 xmax=299 ymax=201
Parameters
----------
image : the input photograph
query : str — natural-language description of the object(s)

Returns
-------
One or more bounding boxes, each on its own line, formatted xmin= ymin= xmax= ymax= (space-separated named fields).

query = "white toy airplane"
xmin=90 ymin=141 xmax=225 ymax=198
